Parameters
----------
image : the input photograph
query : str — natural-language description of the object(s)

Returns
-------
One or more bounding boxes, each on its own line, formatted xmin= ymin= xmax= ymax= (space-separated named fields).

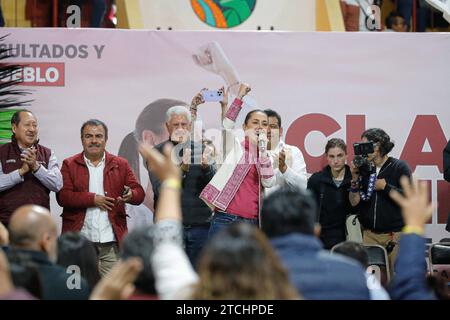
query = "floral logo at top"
xmin=191 ymin=0 xmax=257 ymax=28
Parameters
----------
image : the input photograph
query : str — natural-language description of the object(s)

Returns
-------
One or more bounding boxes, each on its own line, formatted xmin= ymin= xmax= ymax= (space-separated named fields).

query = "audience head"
xmin=57 ymin=232 xmax=100 ymax=290
xmin=8 ymin=205 xmax=58 ymax=262
xmin=121 ymin=226 xmax=157 ymax=296
xmin=331 ymin=241 xmax=369 ymax=269
xmin=192 ymin=222 xmax=299 ymax=299
xmin=261 ymin=188 xmax=317 ymax=238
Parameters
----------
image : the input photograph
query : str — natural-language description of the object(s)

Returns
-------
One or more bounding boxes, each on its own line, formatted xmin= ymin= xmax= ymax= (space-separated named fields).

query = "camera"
xmin=353 ymin=141 xmax=375 ymax=176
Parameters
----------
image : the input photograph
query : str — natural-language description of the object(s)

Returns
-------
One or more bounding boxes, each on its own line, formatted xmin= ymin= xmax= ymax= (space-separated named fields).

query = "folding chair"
xmin=428 ymin=242 xmax=450 ymax=287
xmin=363 ymin=244 xmax=390 ymax=286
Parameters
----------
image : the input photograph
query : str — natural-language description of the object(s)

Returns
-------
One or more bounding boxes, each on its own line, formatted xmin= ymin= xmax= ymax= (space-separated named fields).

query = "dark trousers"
xmin=183 ymin=224 xmax=210 ymax=270
xmin=208 ymin=211 xmax=258 ymax=240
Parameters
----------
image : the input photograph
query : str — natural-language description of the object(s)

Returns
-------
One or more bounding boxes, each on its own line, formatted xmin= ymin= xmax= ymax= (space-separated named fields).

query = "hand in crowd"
xmin=389 ymin=176 xmax=433 ymax=229
xmin=117 ymin=186 xmax=132 ymax=203
xmin=90 ymin=257 xmax=142 ymax=300
xmin=139 ymin=143 xmax=181 ymax=182
xmin=94 ymin=195 xmax=115 ymax=211
xmin=0 ymin=222 xmax=9 ymax=246
xmin=375 ymin=178 xmax=387 ymax=191
xmin=20 ymin=147 xmax=40 ymax=172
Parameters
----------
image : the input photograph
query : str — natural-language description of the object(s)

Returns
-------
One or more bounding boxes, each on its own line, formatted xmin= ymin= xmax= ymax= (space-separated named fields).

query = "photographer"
xmin=349 ymin=128 xmax=411 ymax=276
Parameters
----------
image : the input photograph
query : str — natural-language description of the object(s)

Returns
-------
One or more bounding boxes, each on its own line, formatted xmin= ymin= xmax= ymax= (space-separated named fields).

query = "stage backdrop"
xmin=1 ymin=28 xmax=448 ymax=242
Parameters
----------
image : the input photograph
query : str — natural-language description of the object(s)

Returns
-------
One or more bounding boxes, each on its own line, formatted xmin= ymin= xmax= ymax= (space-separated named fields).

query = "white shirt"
xmin=151 ymin=220 xmax=198 ymax=299
xmin=80 ymin=154 xmax=115 ymax=243
xmin=0 ymin=150 xmax=62 ymax=192
xmin=266 ymin=140 xmax=308 ymax=196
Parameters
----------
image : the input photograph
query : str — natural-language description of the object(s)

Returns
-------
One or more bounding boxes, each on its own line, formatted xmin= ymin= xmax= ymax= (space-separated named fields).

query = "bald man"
xmin=7 ymin=205 xmax=90 ymax=300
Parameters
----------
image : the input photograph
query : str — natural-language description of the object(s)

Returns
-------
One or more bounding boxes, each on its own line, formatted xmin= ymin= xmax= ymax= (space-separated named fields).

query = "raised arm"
xmin=139 ymin=143 xmax=198 ymax=299
xmin=388 ymin=176 xmax=436 ymax=300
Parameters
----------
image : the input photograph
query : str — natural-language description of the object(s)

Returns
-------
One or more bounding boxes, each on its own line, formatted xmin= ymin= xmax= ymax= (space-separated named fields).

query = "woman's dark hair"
xmin=121 ymin=226 xmax=157 ymax=295
xmin=191 ymin=223 xmax=299 ymax=299
xmin=118 ymin=99 xmax=188 ymax=181
xmin=243 ymin=109 xmax=267 ymax=125
xmin=325 ymin=138 xmax=347 ymax=154
xmin=361 ymin=128 xmax=395 ymax=157
xmin=57 ymin=232 xmax=100 ymax=290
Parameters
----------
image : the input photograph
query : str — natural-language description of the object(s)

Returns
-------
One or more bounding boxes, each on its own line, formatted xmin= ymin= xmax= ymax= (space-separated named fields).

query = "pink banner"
xmin=2 ymin=28 xmax=449 ymax=241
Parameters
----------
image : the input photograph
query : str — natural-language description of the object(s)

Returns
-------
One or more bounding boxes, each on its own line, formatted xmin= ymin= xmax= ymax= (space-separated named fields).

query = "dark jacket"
xmin=307 ymin=165 xmax=356 ymax=249
xmin=271 ymin=233 xmax=371 ymax=300
xmin=57 ymin=152 xmax=145 ymax=243
xmin=0 ymin=138 xmax=51 ymax=225
xmin=444 ymin=140 xmax=450 ymax=182
xmin=357 ymin=157 xmax=411 ymax=233
xmin=149 ymin=140 xmax=216 ymax=226
xmin=7 ymin=249 xmax=90 ymax=300
xmin=388 ymin=234 xmax=436 ymax=300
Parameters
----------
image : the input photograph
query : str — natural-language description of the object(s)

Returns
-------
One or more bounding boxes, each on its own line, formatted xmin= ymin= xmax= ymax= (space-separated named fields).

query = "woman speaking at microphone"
xmin=199 ymin=83 xmax=276 ymax=239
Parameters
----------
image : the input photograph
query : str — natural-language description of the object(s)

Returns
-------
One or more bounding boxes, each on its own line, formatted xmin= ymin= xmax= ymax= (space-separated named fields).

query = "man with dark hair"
xmin=0 ymin=110 xmax=62 ymax=227
xmin=57 ymin=119 xmax=145 ymax=276
xmin=261 ymin=188 xmax=370 ymax=300
xmin=349 ymin=128 xmax=412 ymax=277
xmin=121 ymin=226 xmax=158 ymax=299
xmin=264 ymin=109 xmax=307 ymax=195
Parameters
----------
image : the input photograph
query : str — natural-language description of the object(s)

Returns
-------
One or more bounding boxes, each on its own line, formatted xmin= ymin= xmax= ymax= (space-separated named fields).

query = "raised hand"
xmin=237 ymin=83 xmax=251 ymax=99
xmin=90 ymin=258 xmax=143 ymax=300
xmin=389 ymin=176 xmax=433 ymax=229
xmin=139 ymin=143 xmax=181 ymax=182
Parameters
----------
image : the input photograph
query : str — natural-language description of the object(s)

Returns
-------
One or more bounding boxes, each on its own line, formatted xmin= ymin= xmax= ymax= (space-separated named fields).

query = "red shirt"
xmin=226 ymin=138 xmax=261 ymax=219
xmin=226 ymin=163 xmax=259 ymax=219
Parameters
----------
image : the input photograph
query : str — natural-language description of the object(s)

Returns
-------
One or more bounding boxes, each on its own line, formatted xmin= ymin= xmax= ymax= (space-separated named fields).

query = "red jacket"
xmin=57 ymin=152 xmax=145 ymax=243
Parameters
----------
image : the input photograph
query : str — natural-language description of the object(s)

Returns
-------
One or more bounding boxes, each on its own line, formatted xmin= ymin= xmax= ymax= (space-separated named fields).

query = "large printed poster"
xmin=1 ymin=28 xmax=449 ymax=241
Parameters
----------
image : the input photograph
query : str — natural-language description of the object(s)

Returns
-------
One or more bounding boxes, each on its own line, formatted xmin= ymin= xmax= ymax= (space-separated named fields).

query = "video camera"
xmin=353 ymin=141 xmax=375 ymax=176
